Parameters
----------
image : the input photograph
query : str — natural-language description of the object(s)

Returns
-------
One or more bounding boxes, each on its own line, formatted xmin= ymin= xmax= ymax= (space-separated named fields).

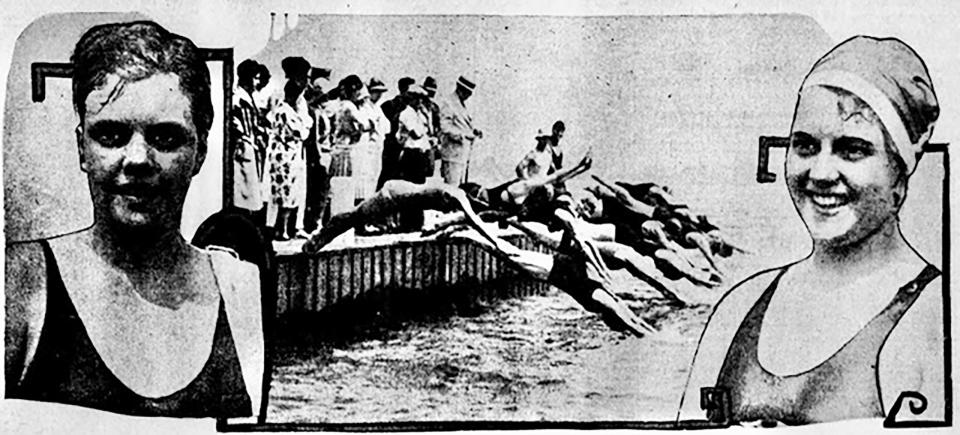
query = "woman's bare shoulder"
xmin=707 ymin=267 xmax=786 ymax=328
xmin=678 ymin=266 xmax=788 ymax=419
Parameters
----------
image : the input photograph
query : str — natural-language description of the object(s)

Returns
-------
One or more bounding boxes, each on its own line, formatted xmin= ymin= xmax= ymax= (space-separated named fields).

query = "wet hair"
xmin=237 ymin=59 xmax=261 ymax=87
xmin=72 ymin=21 xmax=213 ymax=142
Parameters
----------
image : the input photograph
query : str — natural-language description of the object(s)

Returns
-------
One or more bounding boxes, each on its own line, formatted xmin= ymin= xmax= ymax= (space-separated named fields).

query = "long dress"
xmin=354 ymin=100 xmax=388 ymax=202
xmin=329 ymin=99 xmax=364 ymax=214
xmin=267 ymin=100 xmax=311 ymax=209
xmin=230 ymin=89 xmax=265 ymax=211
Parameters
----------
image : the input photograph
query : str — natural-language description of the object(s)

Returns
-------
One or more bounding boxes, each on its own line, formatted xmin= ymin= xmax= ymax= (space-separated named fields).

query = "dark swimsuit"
xmin=546 ymin=232 xmax=607 ymax=313
xmin=716 ymin=265 xmax=940 ymax=425
xmin=8 ymin=241 xmax=252 ymax=418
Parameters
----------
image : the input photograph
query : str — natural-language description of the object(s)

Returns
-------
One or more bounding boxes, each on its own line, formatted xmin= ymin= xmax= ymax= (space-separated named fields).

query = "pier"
xmin=272 ymin=231 xmax=551 ymax=318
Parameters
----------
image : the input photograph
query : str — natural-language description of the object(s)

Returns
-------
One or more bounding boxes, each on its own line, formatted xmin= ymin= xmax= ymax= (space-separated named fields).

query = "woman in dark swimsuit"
xmin=679 ymin=36 xmax=944 ymax=426
xmin=5 ymin=21 xmax=263 ymax=418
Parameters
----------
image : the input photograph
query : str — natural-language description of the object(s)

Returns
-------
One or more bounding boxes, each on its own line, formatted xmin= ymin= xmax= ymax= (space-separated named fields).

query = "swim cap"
xmin=799 ymin=36 xmax=939 ymax=175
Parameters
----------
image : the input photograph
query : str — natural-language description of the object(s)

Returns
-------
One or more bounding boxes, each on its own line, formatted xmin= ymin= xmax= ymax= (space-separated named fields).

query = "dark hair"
xmin=256 ymin=63 xmax=271 ymax=91
xmin=283 ymin=80 xmax=303 ymax=100
xmin=398 ymin=76 xmax=415 ymax=94
xmin=72 ymin=21 xmax=213 ymax=142
xmin=237 ymin=59 xmax=261 ymax=85
xmin=552 ymin=120 xmax=565 ymax=133
xmin=281 ymin=56 xmax=311 ymax=80
xmin=338 ymin=74 xmax=363 ymax=95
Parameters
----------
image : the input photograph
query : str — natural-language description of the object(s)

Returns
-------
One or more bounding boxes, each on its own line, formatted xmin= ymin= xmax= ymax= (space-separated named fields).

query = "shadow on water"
xmin=272 ymin=277 xmax=536 ymax=355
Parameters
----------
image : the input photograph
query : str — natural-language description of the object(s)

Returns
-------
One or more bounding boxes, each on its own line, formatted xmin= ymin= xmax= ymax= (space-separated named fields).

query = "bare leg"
xmin=597 ymin=242 xmax=689 ymax=306
xmin=654 ymin=249 xmax=721 ymax=288
xmin=591 ymin=174 xmax=655 ymax=218
xmin=452 ymin=229 xmax=656 ymax=336
xmin=275 ymin=207 xmax=295 ymax=240
xmin=685 ymin=231 xmax=722 ymax=273
xmin=590 ymin=288 xmax=657 ymax=336
xmin=303 ymin=180 xmax=506 ymax=254
xmin=641 ymin=220 xmax=721 ymax=279
xmin=506 ymin=216 xmax=686 ymax=302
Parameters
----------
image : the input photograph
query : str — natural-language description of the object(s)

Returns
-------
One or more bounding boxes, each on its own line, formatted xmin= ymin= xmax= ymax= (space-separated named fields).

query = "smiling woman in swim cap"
xmin=678 ymin=36 xmax=944 ymax=426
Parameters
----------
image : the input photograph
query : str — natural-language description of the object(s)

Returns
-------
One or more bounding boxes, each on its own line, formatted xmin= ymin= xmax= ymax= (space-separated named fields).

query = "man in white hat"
xmin=438 ymin=75 xmax=483 ymax=185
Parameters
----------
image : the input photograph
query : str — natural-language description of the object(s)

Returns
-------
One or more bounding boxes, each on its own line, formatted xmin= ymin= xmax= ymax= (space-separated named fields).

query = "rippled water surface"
xmin=267 ymin=276 xmax=720 ymax=423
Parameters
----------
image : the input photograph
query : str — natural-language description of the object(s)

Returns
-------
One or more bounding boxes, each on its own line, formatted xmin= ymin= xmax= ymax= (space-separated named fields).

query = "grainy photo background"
xmin=1 ymin=0 xmax=957 ymax=433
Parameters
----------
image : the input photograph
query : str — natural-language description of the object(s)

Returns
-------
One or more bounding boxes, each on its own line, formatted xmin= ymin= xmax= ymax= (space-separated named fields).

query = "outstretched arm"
xmin=505 ymin=153 xmax=593 ymax=205
xmin=436 ymin=185 xmax=513 ymax=252
xmin=301 ymin=205 xmax=362 ymax=253
xmin=456 ymin=224 xmax=655 ymax=336
xmin=503 ymin=219 xmax=562 ymax=250
xmin=591 ymin=174 xmax=655 ymax=218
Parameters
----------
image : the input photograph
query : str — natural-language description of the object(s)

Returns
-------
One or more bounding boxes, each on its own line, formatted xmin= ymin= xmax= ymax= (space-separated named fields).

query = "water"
xmin=259 ymin=14 xmax=945 ymax=424
xmin=266 ymin=243 xmax=769 ymax=424
xmin=268 ymin=287 xmax=712 ymax=423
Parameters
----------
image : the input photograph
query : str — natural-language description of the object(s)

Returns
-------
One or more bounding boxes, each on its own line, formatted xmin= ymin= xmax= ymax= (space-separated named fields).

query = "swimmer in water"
xmin=446 ymin=224 xmax=658 ymax=337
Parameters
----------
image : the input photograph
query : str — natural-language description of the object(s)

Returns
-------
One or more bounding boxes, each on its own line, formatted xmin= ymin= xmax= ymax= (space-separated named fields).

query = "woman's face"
xmin=79 ymin=73 xmax=205 ymax=233
xmin=786 ymin=85 xmax=903 ymax=248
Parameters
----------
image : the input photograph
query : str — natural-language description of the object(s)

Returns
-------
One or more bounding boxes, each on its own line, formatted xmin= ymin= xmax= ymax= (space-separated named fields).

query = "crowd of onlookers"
xmin=230 ymin=56 xmax=483 ymax=240
xmin=230 ymin=55 xmax=734 ymax=289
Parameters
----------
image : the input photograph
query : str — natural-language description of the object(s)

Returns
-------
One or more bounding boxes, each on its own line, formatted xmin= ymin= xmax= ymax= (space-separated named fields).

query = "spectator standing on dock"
xmin=301 ymin=68 xmax=335 ymax=234
xmin=365 ymin=77 xmax=391 ymax=142
xmin=438 ymin=76 xmax=482 ymax=185
xmin=423 ymin=76 xmax=442 ymax=146
xmin=253 ymin=62 xmax=272 ymax=108
xmin=350 ymin=84 xmax=380 ymax=206
xmin=231 ymin=59 xmax=267 ymax=223
xmin=378 ymin=76 xmax=415 ymax=189
xmin=357 ymin=78 xmax=390 ymax=202
xmin=396 ymin=84 xmax=436 ymax=230
xmin=328 ymin=75 xmax=365 ymax=215
xmin=267 ymin=58 xmax=312 ymax=240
